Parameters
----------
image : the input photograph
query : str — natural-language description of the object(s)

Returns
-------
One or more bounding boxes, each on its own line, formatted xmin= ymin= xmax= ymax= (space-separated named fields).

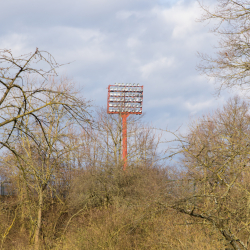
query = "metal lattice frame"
xmin=107 ymin=83 xmax=143 ymax=114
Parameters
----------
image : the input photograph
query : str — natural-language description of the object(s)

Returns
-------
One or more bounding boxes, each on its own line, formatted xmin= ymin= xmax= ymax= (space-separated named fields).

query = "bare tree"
xmin=198 ymin=0 xmax=250 ymax=92
xmin=0 ymin=48 xmax=90 ymax=155
xmin=0 ymin=48 xmax=91 ymax=249
xmin=79 ymin=108 xmax=162 ymax=170
xmin=0 ymin=81 xmax=90 ymax=249
xmin=166 ymin=97 xmax=250 ymax=249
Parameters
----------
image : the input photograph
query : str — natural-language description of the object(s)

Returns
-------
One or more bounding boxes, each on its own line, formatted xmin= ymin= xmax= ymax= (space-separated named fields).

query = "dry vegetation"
xmin=1 ymin=96 xmax=249 ymax=250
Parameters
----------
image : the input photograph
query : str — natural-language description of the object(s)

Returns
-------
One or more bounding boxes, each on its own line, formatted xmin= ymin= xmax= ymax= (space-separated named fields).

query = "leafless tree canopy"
xmin=198 ymin=0 xmax=250 ymax=92
xmin=0 ymin=48 xmax=90 ymax=155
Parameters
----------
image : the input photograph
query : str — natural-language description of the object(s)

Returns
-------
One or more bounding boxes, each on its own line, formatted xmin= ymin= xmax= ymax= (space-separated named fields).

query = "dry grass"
xmin=55 ymin=206 xmax=224 ymax=250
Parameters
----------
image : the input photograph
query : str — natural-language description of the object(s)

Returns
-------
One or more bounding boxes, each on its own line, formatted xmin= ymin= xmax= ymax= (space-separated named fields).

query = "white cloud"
xmin=140 ymin=57 xmax=176 ymax=78
xmin=0 ymin=34 xmax=29 ymax=55
xmin=155 ymin=1 xmax=201 ymax=39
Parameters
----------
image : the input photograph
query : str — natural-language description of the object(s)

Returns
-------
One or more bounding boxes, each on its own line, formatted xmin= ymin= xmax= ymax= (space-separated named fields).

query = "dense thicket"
xmin=2 ymin=96 xmax=250 ymax=250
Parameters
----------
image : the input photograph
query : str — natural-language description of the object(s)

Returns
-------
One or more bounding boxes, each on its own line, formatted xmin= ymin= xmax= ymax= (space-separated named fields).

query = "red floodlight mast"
xmin=107 ymin=83 xmax=144 ymax=171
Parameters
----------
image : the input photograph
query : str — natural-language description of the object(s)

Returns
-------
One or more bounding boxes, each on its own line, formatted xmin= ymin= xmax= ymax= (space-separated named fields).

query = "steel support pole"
xmin=122 ymin=114 xmax=129 ymax=171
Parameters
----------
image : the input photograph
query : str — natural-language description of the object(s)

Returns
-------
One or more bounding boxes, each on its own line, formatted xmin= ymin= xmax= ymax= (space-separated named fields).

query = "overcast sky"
xmin=0 ymin=0 xmax=234 ymax=132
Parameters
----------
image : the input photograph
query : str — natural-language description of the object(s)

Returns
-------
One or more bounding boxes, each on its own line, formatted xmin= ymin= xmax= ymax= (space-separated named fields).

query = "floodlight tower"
xmin=107 ymin=83 xmax=144 ymax=171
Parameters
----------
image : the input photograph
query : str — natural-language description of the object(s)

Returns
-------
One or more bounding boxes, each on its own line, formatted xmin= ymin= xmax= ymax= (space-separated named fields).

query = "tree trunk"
xmin=34 ymin=188 xmax=43 ymax=250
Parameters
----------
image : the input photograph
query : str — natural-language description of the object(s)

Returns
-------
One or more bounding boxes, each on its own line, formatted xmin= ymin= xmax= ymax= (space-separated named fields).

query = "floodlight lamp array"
xmin=113 ymin=83 xmax=141 ymax=87
xmin=107 ymin=83 xmax=143 ymax=114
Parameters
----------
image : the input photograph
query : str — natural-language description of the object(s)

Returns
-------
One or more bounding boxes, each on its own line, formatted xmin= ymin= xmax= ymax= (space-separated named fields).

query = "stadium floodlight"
xmin=107 ymin=82 xmax=143 ymax=171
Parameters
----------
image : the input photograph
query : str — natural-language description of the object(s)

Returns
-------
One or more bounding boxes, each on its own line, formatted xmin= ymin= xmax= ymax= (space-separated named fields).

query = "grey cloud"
xmin=1 ymin=0 xmax=233 ymax=132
